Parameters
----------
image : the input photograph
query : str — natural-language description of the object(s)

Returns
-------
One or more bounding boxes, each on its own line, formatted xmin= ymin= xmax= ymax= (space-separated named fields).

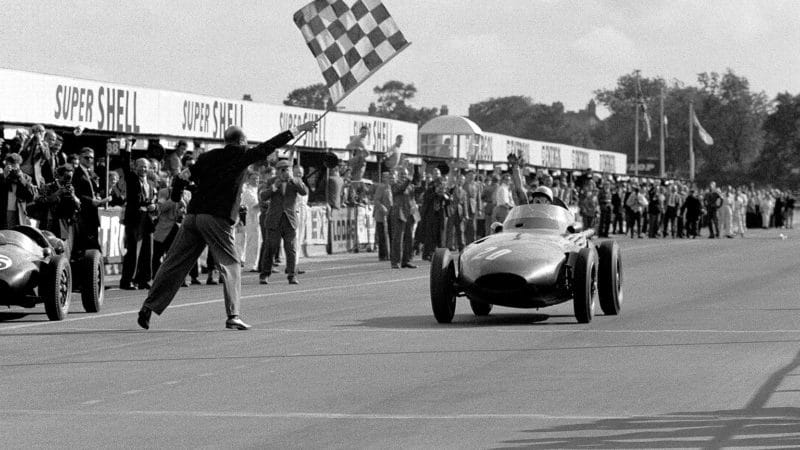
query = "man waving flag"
xmin=294 ymin=0 xmax=411 ymax=105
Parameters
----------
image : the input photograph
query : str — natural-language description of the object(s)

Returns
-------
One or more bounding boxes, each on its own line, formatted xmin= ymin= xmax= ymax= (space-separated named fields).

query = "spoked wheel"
xmin=80 ymin=250 xmax=105 ymax=313
xmin=430 ymin=248 xmax=457 ymax=323
xmin=469 ymin=299 xmax=493 ymax=316
xmin=598 ymin=241 xmax=622 ymax=315
xmin=42 ymin=255 xmax=72 ymax=321
xmin=573 ymin=248 xmax=597 ymax=324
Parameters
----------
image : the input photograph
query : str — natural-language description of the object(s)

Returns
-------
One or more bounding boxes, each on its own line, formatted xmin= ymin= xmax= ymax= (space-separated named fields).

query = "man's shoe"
xmin=271 ymin=268 xmax=279 ymax=274
xmin=296 ymin=270 xmax=306 ymax=275
xmin=288 ymin=277 xmax=299 ymax=285
xmin=391 ymin=264 xmax=400 ymax=269
xmin=120 ymin=282 xmax=137 ymax=290
xmin=137 ymin=308 xmax=151 ymax=330
xmin=206 ymin=278 xmax=218 ymax=285
xmin=190 ymin=278 xmax=202 ymax=285
xmin=136 ymin=281 xmax=151 ymax=290
xmin=401 ymin=263 xmax=418 ymax=269
xmin=259 ymin=277 xmax=269 ymax=285
xmin=181 ymin=280 xmax=190 ymax=287
xmin=226 ymin=317 xmax=251 ymax=330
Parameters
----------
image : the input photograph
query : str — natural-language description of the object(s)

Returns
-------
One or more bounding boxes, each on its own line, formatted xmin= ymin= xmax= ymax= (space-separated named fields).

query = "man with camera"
xmin=34 ymin=165 xmax=81 ymax=257
xmin=1 ymin=153 xmax=37 ymax=230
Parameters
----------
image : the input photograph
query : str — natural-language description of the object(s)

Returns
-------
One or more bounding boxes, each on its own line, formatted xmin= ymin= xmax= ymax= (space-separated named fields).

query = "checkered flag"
xmin=294 ymin=0 xmax=410 ymax=105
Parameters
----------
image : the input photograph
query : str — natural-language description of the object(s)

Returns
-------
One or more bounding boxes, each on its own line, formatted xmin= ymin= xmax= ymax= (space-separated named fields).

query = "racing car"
xmin=0 ymin=225 xmax=104 ymax=321
xmin=429 ymin=199 xmax=622 ymax=324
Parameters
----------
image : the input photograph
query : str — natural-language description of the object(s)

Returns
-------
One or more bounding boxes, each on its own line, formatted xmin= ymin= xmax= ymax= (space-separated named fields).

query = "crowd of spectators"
xmin=2 ymin=124 xmax=797 ymax=284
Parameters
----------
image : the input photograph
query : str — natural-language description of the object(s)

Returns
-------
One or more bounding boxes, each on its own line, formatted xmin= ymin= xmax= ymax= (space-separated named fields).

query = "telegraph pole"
xmin=634 ymin=69 xmax=641 ymax=177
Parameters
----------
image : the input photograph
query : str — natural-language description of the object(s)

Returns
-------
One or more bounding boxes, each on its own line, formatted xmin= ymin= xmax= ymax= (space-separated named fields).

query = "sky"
xmin=1 ymin=0 xmax=799 ymax=119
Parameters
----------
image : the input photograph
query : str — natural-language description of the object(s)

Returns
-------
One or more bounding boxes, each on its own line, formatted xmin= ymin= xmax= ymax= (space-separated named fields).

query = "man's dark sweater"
xmin=185 ymin=131 xmax=293 ymax=223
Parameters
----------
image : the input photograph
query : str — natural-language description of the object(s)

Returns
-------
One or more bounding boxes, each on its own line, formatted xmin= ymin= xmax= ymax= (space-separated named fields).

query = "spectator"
xmin=292 ymin=165 xmax=308 ymax=275
xmin=163 ymin=140 xmax=187 ymax=176
xmin=72 ymin=147 xmax=110 ymax=253
xmin=445 ymin=173 xmax=467 ymax=251
xmin=625 ymin=186 xmax=646 ymax=238
xmin=682 ymin=188 xmax=703 ymax=238
xmin=597 ymin=181 xmax=613 ymax=237
xmin=346 ymin=126 xmax=370 ymax=182
xmin=327 ymin=165 xmax=344 ymax=209
xmin=663 ymin=184 xmax=679 ymax=238
xmin=383 ymin=135 xmax=404 ymax=172
xmin=120 ymin=142 xmax=158 ymax=290
xmin=257 ymin=165 xmax=277 ymax=274
xmin=492 ymin=173 xmax=514 ymax=224
xmin=152 ymin=179 xmax=190 ymax=277
xmin=0 ymin=153 xmax=36 ymax=230
xmin=33 ymin=165 xmax=80 ymax=256
xmin=259 ymin=159 xmax=307 ymax=285
xmin=373 ymin=170 xmax=393 ymax=261
xmin=704 ymin=181 xmax=722 ymax=238
xmin=236 ymin=170 xmax=261 ymax=272
xmin=389 ymin=166 xmax=418 ymax=269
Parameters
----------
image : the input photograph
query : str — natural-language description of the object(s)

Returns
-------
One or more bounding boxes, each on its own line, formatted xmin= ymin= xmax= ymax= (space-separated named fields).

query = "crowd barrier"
xmin=95 ymin=205 xmax=377 ymax=274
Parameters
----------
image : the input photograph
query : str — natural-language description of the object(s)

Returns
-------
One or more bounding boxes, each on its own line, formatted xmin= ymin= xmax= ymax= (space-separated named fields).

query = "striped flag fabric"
xmin=294 ymin=0 xmax=411 ymax=105
xmin=640 ymin=100 xmax=652 ymax=141
xmin=691 ymin=109 xmax=714 ymax=145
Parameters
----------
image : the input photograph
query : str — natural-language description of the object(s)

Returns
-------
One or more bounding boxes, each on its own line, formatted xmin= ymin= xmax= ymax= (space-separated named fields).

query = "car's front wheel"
xmin=573 ymin=248 xmax=596 ymax=324
xmin=80 ymin=250 xmax=104 ymax=313
xmin=430 ymin=248 xmax=457 ymax=323
xmin=598 ymin=241 xmax=622 ymax=315
xmin=42 ymin=255 xmax=72 ymax=321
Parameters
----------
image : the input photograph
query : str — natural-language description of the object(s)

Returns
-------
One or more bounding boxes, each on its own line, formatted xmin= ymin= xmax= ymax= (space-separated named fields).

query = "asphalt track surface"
xmin=2 ymin=228 xmax=800 ymax=449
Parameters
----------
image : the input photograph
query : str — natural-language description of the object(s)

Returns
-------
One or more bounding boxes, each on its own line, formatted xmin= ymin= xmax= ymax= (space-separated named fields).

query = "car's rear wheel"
xmin=573 ymin=248 xmax=596 ymax=324
xmin=80 ymin=250 xmax=104 ymax=313
xmin=430 ymin=248 xmax=457 ymax=323
xmin=598 ymin=241 xmax=622 ymax=315
xmin=469 ymin=299 xmax=492 ymax=316
xmin=42 ymin=255 xmax=72 ymax=321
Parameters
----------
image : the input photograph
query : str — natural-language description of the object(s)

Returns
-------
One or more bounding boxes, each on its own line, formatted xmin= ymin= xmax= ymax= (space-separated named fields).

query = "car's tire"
xmin=42 ymin=255 xmax=72 ymax=321
xmin=80 ymin=250 xmax=104 ymax=313
xmin=573 ymin=247 xmax=597 ymax=324
xmin=597 ymin=240 xmax=622 ymax=316
xmin=469 ymin=299 xmax=493 ymax=316
xmin=430 ymin=248 xmax=457 ymax=323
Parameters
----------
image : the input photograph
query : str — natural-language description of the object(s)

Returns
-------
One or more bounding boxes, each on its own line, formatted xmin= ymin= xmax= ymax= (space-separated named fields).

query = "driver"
xmin=530 ymin=186 xmax=553 ymax=205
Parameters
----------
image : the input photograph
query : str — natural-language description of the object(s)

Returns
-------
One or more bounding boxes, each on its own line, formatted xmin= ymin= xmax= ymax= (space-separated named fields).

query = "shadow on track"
xmin=497 ymin=348 xmax=800 ymax=449
xmin=347 ymin=313 xmax=587 ymax=329
xmin=0 ymin=311 xmax=44 ymax=322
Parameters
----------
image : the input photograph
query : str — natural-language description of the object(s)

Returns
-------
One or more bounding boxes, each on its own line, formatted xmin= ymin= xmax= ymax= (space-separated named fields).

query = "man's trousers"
xmin=143 ymin=214 xmax=241 ymax=317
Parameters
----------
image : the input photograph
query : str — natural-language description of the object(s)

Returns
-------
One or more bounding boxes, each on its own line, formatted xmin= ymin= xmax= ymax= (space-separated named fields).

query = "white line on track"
xmin=0 ymin=408 xmax=643 ymax=421
xmin=0 ymin=276 xmax=427 ymax=331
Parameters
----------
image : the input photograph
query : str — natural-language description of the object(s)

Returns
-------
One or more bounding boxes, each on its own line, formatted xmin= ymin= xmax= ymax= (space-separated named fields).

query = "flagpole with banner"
xmin=634 ymin=98 xmax=639 ymax=177
xmin=689 ymin=102 xmax=695 ymax=182
xmin=659 ymin=86 xmax=665 ymax=178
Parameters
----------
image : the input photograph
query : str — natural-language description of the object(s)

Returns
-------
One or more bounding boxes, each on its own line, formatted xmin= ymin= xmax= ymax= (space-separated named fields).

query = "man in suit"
xmin=259 ymin=159 xmax=308 ymax=285
xmin=138 ymin=121 xmax=317 ymax=331
xmin=1 ymin=153 xmax=36 ymax=230
xmin=372 ymin=170 xmax=394 ymax=261
xmin=390 ymin=166 xmax=418 ymax=269
xmin=446 ymin=173 xmax=468 ymax=251
xmin=72 ymin=147 xmax=110 ymax=254
xmin=462 ymin=170 xmax=481 ymax=244
xmin=120 ymin=142 xmax=158 ymax=290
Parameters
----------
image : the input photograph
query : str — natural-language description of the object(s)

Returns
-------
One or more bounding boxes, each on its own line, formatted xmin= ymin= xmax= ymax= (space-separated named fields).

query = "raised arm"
xmin=245 ymin=121 xmax=318 ymax=164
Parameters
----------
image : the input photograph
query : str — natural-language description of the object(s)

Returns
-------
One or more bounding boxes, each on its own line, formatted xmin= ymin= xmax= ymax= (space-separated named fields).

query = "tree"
xmin=468 ymin=96 xmax=597 ymax=147
xmin=752 ymin=92 xmax=800 ymax=188
xmin=284 ymin=83 xmax=330 ymax=110
xmin=371 ymin=80 xmax=439 ymax=125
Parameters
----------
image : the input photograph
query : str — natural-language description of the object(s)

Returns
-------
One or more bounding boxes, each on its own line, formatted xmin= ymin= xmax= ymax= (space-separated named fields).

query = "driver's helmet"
xmin=530 ymin=186 xmax=553 ymax=204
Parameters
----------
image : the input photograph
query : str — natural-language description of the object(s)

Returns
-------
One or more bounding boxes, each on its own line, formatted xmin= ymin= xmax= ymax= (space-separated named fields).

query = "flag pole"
xmin=633 ymin=69 xmax=640 ymax=177
xmin=634 ymin=99 xmax=639 ymax=177
xmin=659 ymin=86 xmax=665 ymax=178
xmin=689 ymin=102 xmax=695 ymax=182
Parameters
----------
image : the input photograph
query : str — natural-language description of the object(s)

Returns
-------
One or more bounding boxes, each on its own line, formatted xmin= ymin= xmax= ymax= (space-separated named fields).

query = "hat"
xmin=276 ymin=159 xmax=291 ymax=169
xmin=531 ymin=186 xmax=553 ymax=202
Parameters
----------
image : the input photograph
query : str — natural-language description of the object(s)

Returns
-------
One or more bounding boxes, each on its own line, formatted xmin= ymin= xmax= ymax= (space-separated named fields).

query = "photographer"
xmin=0 ymin=153 xmax=37 ymax=230
xmin=34 ymin=165 xmax=81 ymax=257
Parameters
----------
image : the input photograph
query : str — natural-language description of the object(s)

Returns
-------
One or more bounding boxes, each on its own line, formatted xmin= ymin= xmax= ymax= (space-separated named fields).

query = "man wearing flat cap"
xmin=258 ymin=158 xmax=307 ymax=285
xmin=137 ymin=121 xmax=317 ymax=331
